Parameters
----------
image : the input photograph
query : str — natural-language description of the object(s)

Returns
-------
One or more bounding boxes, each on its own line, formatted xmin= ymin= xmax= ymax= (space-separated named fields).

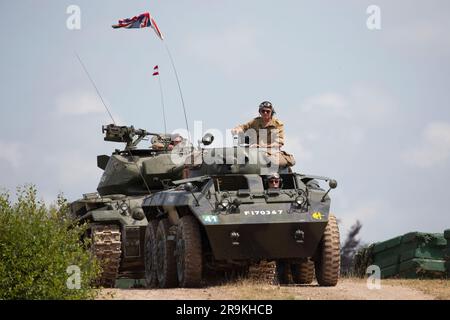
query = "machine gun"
xmin=102 ymin=124 xmax=164 ymax=150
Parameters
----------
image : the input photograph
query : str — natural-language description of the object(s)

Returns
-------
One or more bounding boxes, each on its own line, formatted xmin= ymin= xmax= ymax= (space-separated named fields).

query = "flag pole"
xmin=154 ymin=67 xmax=168 ymax=135
xmin=163 ymin=42 xmax=191 ymax=143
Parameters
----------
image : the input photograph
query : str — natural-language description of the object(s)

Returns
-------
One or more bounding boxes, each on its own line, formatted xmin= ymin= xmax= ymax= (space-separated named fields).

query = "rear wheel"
xmin=275 ymin=260 xmax=291 ymax=285
xmin=248 ymin=261 xmax=277 ymax=283
xmin=291 ymin=259 xmax=315 ymax=284
xmin=144 ymin=219 xmax=159 ymax=288
xmin=156 ymin=219 xmax=177 ymax=288
xmin=314 ymin=214 xmax=340 ymax=286
xmin=176 ymin=215 xmax=202 ymax=287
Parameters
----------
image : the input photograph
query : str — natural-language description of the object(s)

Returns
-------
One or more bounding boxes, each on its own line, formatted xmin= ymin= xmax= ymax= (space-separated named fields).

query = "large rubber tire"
xmin=176 ymin=215 xmax=202 ymax=287
xmin=291 ymin=259 xmax=315 ymax=284
xmin=248 ymin=261 xmax=277 ymax=283
xmin=156 ymin=219 xmax=178 ymax=288
xmin=275 ymin=260 xmax=291 ymax=285
xmin=144 ymin=219 xmax=159 ymax=288
xmin=314 ymin=214 xmax=340 ymax=286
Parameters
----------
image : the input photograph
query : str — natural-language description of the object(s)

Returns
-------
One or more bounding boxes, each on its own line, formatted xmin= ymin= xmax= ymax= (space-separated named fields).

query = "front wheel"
xmin=156 ymin=219 xmax=178 ymax=288
xmin=144 ymin=219 xmax=159 ymax=288
xmin=314 ymin=214 xmax=340 ymax=286
xmin=176 ymin=215 xmax=202 ymax=287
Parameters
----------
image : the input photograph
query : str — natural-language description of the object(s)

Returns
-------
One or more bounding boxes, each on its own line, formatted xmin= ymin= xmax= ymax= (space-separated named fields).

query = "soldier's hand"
xmin=266 ymin=143 xmax=280 ymax=149
xmin=231 ymin=127 xmax=243 ymax=135
xmin=249 ymin=144 xmax=259 ymax=148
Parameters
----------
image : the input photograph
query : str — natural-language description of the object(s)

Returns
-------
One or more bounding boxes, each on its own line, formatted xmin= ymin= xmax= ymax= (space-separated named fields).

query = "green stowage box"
xmin=375 ymin=253 xmax=399 ymax=269
xmin=372 ymin=232 xmax=447 ymax=278
xmin=399 ymin=234 xmax=446 ymax=262
xmin=402 ymin=232 xmax=447 ymax=246
xmin=373 ymin=235 xmax=403 ymax=254
xmin=372 ymin=235 xmax=403 ymax=273
xmin=380 ymin=264 xmax=399 ymax=278
xmin=400 ymin=247 xmax=444 ymax=262
xmin=398 ymin=259 xmax=446 ymax=278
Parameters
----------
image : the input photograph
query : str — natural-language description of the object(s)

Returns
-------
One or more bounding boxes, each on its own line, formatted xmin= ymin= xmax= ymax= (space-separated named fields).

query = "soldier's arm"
xmin=232 ymin=119 xmax=255 ymax=134
xmin=277 ymin=123 xmax=285 ymax=146
xmin=267 ymin=122 xmax=285 ymax=148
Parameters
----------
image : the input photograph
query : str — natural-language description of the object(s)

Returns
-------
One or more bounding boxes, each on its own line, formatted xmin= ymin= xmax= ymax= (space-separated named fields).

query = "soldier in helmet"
xmin=151 ymin=140 xmax=165 ymax=150
xmin=168 ymin=134 xmax=183 ymax=151
xmin=151 ymin=134 xmax=185 ymax=151
xmin=231 ymin=101 xmax=295 ymax=168
xmin=231 ymin=101 xmax=284 ymax=148
xmin=267 ymin=172 xmax=282 ymax=189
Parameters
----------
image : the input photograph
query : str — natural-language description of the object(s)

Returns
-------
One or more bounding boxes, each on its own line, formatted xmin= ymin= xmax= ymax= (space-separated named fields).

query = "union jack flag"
xmin=112 ymin=12 xmax=164 ymax=40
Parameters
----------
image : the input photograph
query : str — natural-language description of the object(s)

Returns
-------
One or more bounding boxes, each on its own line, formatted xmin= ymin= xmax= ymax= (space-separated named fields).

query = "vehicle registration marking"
xmin=244 ymin=210 xmax=283 ymax=216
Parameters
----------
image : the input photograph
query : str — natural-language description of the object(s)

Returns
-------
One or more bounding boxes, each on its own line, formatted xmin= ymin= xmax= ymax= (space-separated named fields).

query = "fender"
xmin=79 ymin=209 xmax=148 ymax=227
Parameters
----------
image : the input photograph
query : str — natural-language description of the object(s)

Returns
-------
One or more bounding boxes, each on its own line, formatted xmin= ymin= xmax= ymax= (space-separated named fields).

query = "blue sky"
xmin=1 ymin=0 xmax=450 ymax=243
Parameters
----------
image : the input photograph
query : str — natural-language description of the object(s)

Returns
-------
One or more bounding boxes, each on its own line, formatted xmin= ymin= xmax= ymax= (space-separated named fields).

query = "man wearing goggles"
xmin=231 ymin=101 xmax=284 ymax=148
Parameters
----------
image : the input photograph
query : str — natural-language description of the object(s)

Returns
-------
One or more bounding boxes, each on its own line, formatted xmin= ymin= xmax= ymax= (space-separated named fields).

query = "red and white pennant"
xmin=152 ymin=65 xmax=159 ymax=76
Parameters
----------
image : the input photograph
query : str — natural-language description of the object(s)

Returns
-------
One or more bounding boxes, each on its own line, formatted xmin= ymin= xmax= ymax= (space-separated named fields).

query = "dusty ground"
xmin=98 ymin=278 xmax=445 ymax=300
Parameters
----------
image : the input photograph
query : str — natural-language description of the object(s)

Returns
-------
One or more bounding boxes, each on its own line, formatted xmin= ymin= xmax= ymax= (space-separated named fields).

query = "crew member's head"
xmin=168 ymin=135 xmax=183 ymax=151
xmin=173 ymin=135 xmax=183 ymax=146
xmin=267 ymin=172 xmax=281 ymax=189
xmin=259 ymin=101 xmax=275 ymax=121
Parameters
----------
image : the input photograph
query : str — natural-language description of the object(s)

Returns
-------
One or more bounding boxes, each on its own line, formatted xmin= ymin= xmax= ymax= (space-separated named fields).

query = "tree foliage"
xmin=0 ymin=185 xmax=100 ymax=299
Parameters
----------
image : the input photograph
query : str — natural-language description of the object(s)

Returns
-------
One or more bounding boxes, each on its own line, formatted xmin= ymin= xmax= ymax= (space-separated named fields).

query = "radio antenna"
xmin=75 ymin=51 xmax=116 ymax=125
xmin=164 ymin=42 xmax=191 ymax=142
xmin=75 ymin=52 xmax=153 ymax=194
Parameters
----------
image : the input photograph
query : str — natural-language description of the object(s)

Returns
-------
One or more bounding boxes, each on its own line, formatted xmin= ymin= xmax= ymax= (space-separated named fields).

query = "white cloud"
xmin=403 ymin=122 xmax=450 ymax=168
xmin=285 ymin=135 xmax=313 ymax=167
xmin=387 ymin=20 xmax=450 ymax=56
xmin=349 ymin=85 xmax=395 ymax=124
xmin=56 ymin=91 xmax=104 ymax=115
xmin=50 ymin=151 xmax=101 ymax=187
xmin=185 ymin=25 xmax=276 ymax=77
xmin=301 ymin=93 xmax=350 ymax=117
xmin=300 ymin=85 xmax=395 ymax=124
xmin=285 ymin=84 xmax=396 ymax=157
xmin=0 ymin=141 xmax=22 ymax=168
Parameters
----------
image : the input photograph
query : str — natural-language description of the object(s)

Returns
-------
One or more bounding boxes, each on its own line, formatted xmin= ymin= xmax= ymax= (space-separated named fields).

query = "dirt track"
xmin=98 ymin=278 xmax=436 ymax=300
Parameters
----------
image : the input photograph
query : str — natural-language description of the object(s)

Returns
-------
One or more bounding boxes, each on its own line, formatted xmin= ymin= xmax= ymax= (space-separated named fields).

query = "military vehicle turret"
xmin=70 ymin=124 xmax=190 ymax=287
xmin=142 ymin=134 xmax=340 ymax=288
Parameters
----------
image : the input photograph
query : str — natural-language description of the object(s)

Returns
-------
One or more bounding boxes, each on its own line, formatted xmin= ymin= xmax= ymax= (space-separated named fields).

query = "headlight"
xmin=220 ymin=199 xmax=230 ymax=208
xmin=120 ymin=202 xmax=129 ymax=212
xmin=295 ymin=195 xmax=306 ymax=206
xmin=131 ymin=208 xmax=145 ymax=220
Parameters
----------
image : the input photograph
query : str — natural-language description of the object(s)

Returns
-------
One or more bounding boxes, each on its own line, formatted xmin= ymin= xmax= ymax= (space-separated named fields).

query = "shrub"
xmin=0 ymin=185 xmax=100 ymax=299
